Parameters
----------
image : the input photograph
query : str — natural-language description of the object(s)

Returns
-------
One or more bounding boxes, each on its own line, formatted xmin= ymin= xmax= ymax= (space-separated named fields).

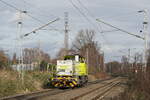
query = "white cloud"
xmin=0 ymin=0 xmax=149 ymax=61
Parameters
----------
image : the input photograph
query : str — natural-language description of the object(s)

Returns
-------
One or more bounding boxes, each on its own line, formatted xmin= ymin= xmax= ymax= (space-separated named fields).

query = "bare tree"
xmin=72 ymin=29 xmax=95 ymax=51
xmin=0 ymin=50 xmax=9 ymax=69
xmin=23 ymin=48 xmax=51 ymax=64
xmin=12 ymin=53 xmax=17 ymax=64
xmin=146 ymin=50 xmax=150 ymax=75
xmin=106 ymin=61 xmax=121 ymax=74
xmin=72 ymin=29 xmax=104 ymax=74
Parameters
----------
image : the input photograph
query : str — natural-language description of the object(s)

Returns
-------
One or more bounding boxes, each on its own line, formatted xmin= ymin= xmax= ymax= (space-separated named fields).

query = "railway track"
xmin=0 ymin=89 xmax=66 ymax=100
xmin=92 ymin=82 xmax=120 ymax=100
xmin=0 ymin=77 xmax=121 ymax=100
xmin=71 ymin=78 xmax=122 ymax=100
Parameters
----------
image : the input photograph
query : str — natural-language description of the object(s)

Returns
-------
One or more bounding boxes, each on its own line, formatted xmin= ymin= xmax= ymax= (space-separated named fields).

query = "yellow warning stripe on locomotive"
xmin=51 ymin=77 xmax=77 ymax=88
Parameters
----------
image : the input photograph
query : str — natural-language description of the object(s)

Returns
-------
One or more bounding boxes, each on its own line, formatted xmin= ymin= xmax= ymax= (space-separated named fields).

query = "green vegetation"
xmin=0 ymin=69 xmax=51 ymax=98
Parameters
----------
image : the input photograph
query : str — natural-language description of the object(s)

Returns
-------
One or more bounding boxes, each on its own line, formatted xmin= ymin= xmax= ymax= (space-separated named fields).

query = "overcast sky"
xmin=0 ymin=0 xmax=150 ymax=62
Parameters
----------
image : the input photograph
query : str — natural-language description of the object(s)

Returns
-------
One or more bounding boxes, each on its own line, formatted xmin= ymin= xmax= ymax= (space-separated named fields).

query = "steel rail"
xmin=70 ymin=78 xmax=121 ymax=100
xmin=91 ymin=82 xmax=120 ymax=100
xmin=0 ymin=78 xmax=118 ymax=100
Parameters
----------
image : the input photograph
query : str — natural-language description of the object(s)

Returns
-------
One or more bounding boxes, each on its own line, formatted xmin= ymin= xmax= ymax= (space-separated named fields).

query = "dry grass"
xmin=88 ymin=72 xmax=110 ymax=81
xmin=0 ymin=69 xmax=51 ymax=98
xmin=94 ymin=72 xmax=110 ymax=79
xmin=111 ymin=71 xmax=150 ymax=100
xmin=88 ymin=75 xmax=97 ymax=81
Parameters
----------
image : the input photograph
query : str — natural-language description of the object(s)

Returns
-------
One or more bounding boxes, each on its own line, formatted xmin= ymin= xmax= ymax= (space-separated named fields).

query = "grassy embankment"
xmin=0 ymin=69 xmax=51 ymax=98
xmin=0 ymin=69 xmax=110 ymax=98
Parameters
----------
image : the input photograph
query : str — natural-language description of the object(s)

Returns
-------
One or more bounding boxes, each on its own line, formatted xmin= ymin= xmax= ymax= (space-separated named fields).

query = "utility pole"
xmin=138 ymin=9 xmax=149 ymax=70
xmin=64 ymin=12 xmax=69 ymax=55
xmin=128 ymin=48 xmax=131 ymax=63
xmin=143 ymin=9 xmax=149 ymax=69
xmin=17 ymin=11 xmax=25 ymax=84
xmin=38 ymin=39 xmax=41 ymax=70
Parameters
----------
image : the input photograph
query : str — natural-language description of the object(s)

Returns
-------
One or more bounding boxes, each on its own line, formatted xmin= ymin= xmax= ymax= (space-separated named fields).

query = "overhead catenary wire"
xmin=21 ymin=0 xmax=57 ymax=18
xmin=23 ymin=18 xmax=60 ymax=37
xmin=69 ymin=0 xmax=101 ymax=31
xmin=69 ymin=0 xmax=105 ymax=40
xmin=0 ymin=0 xmax=63 ymax=43
xmin=69 ymin=0 xmax=114 ymax=53
xmin=101 ymin=29 xmax=120 ymax=33
xmin=69 ymin=0 xmax=113 ymax=55
xmin=76 ymin=0 xmax=124 ymax=35
xmin=77 ymin=0 xmax=144 ymax=37
xmin=69 ymin=0 xmax=144 ymax=62
xmin=0 ymin=0 xmax=41 ymax=23
xmin=0 ymin=0 xmax=54 ymax=25
xmin=77 ymin=0 xmax=94 ymax=18
xmin=101 ymin=11 xmax=140 ymax=20
xmin=21 ymin=0 xmax=62 ymax=33
xmin=77 ymin=0 xmax=144 ymax=62
xmin=76 ymin=0 xmax=143 ymax=41
xmin=0 ymin=0 xmax=61 ymax=40
xmin=76 ymin=0 xmax=103 ymax=31
xmin=75 ymin=0 xmax=110 ymax=32
xmin=96 ymin=19 xmax=144 ymax=40
xmin=0 ymin=0 xmax=21 ymax=11
xmin=0 ymin=0 xmax=61 ymax=35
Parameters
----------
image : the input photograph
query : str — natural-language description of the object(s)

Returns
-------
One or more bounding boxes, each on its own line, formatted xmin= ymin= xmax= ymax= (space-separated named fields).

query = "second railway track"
xmin=70 ymin=78 xmax=121 ymax=100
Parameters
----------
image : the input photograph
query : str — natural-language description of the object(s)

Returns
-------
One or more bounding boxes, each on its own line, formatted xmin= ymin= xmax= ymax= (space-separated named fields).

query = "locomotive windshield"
xmin=64 ymin=55 xmax=85 ymax=63
xmin=64 ymin=55 xmax=75 ymax=60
